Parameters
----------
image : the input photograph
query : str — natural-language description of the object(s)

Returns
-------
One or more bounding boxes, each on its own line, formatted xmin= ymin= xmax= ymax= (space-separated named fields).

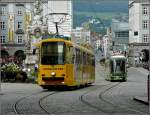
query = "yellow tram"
xmin=35 ymin=36 xmax=95 ymax=89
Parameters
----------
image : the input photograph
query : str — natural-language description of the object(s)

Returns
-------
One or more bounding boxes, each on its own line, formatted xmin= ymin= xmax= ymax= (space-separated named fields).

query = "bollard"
xmin=148 ymin=74 xmax=150 ymax=103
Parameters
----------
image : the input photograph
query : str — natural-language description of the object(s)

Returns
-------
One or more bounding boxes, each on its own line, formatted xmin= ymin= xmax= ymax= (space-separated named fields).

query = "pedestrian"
xmin=134 ymin=57 xmax=138 ymax=66
xmin=139 ymin=56 xmax=142 ymax=63
xmin=34 ymin=64 xmax=38 ymax=72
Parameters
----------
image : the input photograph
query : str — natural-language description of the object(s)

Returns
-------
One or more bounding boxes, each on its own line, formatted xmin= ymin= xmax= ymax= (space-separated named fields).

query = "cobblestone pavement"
xmin=1 ymin=63 xmax=149 ymax=115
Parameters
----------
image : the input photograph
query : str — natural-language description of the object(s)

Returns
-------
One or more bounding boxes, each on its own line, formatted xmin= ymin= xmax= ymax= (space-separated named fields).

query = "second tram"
xmin=106 ymin=55 xmax=127 ymax=81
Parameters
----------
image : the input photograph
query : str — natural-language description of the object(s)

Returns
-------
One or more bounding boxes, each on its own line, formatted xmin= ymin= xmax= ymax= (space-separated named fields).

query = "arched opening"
xmin=1 ymin=50 xmax=9 ymax=58
xmin=141 ymin=49 xmax=149 ymax=70
xmin=14 ymin=50 xmax=26 ymax=65
xmin=141 ymin=49 xmax=149 ymax=62
xmin=1 ymin=50 xmax=9 ymax=64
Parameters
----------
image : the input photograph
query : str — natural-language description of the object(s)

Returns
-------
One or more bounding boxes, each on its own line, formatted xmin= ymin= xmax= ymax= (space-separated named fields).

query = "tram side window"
xmin=87 ymin=54 xmax=90 ymax=65
xmin=76 ymin=49 xmax=82 ymax=64
xmin=92 ymin=56 xmax=95 ymax=66
xmin=79 ymin=50 xmax=82 ymax=64
xmin=76 ymin=49 xmax=79 ymax=64
xmin=88 ymin=54 xmax=92 ymax=65
xmin=110 ymin=60 xmax=114 ymax=73
xmin=83 ymin=52 xmax=86 ymax=65
xmin=86 ymin=54 xmax=89 ymax=65
xmin=89 ymin=55 xmax=91 ymax=65
xmin=65 ymin=46 xmax=73 ymax=64
xmin=80 ymin=51 xmax=82 ymax=64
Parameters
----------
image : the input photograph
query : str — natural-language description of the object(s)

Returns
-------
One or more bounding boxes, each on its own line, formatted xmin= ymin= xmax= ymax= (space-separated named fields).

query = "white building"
xmin=95 ymin=40 xmax=101 ymax=49
xmin=72 ymin=27 xmax=91 ymax=44
xmin=48 ymin=0 xmax=72 ymax=37
xmin=129 ymin=0 xmax=150 ymax=43
xmin=102 ymin=35 xmax=110 ymax=58
xmin=129 ymin=0 xmax=150 ymax=66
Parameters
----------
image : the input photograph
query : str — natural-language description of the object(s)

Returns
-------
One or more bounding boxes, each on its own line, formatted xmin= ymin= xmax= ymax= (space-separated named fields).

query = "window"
xmin=18 ymin=22 xmax=22 ymax=29
xmin=0 ymin=7 xmax=6 ymax=15
xmin=18 ymin=8 xmax=22 ymax=15
xmin=17 ymin=36 xmax=23 ymax=43
xmin=0 ymin=21 xmax=6 ymax=30
xmin=142 ymin=4 xmax=149 ymax=15
xmin=143 ymin=20 xmax=148 ymax=29
xmin=143 ymin=34 xmax=148 ymax=43
xmin=143 ymin=6 xmax=148 ymax=15
xmin=116 ymin=31 xmax=129 ymax=38
xmin=0 ymin=36 xmax=6 ymax=43
xmin=134 ymin=31 xmax=138 ymax=36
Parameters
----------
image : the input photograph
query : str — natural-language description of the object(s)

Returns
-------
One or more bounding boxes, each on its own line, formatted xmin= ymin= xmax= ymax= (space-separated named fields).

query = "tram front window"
xmin=41 ymin=42 xmax=65 ymax=65
xmin=111 ymin=59 xmax=125 ymax=73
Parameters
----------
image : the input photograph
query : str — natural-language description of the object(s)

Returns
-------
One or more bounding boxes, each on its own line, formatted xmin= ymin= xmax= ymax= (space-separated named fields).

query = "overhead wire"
xmin=41 ymin=0 xmax=72 ymax=34
xmin=42 ymin=0 xmax=71 ymax=24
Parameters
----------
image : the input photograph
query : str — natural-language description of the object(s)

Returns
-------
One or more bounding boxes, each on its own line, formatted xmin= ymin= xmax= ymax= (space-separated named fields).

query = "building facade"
xmin=129 ymin=0 xmax=150 ymax=66
xmin=0 ymin=0 xmax=73 ymax=65
xmin=111 ymin=18 xmax=129 ymax=52
xmin=129 ymin=0 xmax=149 ymax=43
xmin=0 ymin=0 xmax=35 ymax=65
xmin=72 ymin=27 xmax=91 ymax=45
xmin=95 ymin=40 xmax=101 ymax=50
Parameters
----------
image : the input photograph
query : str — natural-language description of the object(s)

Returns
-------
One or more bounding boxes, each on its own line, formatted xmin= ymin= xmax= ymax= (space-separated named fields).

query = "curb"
xmin=133 ymin=96 xmax=149 ymax=105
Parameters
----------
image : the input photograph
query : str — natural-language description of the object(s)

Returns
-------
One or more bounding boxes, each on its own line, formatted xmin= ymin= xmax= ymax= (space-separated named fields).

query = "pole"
xmin=148 ymin=0 xmax=150 ymax=109
xmin=55 ymin=22 xmax=59 ymax=35
xmin=148 ymin=74 xmax=150 ymax=103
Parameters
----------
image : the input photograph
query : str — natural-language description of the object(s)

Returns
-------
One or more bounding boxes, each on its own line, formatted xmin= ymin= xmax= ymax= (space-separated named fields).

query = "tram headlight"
xmin=27 ymin=68 xmax=31 ymax=72
xmin=22 ymin=68 xmax=26 ymax=72
xmin=51 ymin=72 xmax=56 ymax=76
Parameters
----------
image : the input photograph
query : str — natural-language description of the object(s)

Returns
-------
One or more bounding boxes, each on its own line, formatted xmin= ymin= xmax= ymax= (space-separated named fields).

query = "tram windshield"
xmin=110 ymin=59 xmax=125 ymax=74
xmin=41 ymin=42 xmax=65 ymax=65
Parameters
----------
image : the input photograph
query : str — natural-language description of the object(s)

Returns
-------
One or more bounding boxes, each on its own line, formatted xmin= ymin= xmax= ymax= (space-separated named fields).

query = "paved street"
xmin=1 ymin=63 xmax=149 ymax=115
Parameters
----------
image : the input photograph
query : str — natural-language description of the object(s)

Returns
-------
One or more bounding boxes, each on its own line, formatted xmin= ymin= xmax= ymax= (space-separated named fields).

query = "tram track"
xmin=79 ymin=83 xmax=113 ymax=114
xmin=38 ymin=92 xmax=59 ymax=114
xmin=13 ymin=90 xmax=58 ymax=115
xmin=79 ymin=82 xmax=146 ymax=114
xmin=12 ymin=82 xmax=149 ymax=115
xmin=99 ymin=82 xmax=149 ymax=115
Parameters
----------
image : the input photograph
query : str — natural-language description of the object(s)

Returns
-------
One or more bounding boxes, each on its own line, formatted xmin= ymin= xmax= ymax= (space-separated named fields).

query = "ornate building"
xmin=0 ymin=0 xmax=72 ymax=66
xmin=0 ymin=0 xmax=35 ymax=65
